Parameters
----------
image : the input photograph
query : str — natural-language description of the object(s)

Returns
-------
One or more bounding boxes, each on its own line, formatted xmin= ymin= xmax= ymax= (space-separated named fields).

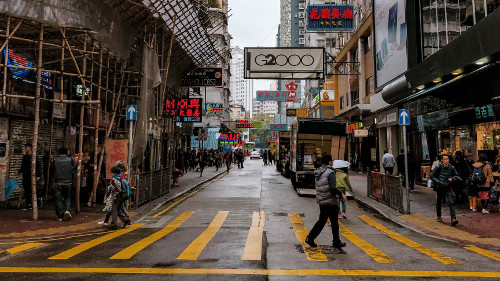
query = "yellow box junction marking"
xmin=48 ymin=224 xmax=144 ymax=260
xmin=242 ymin=211 xmax=265 ymax=260
xmin=464 ymin=245 xmax=500 ymax=262
xmin=110 ymin=212 xmax=194 ymax=260
xmin=1 ymin=267 xmax=500 ymax=278
xmin=177 ymin=211 xmax=229 ymax=260
xmin=359 ymin=216 xmax=461 ymax=265
xmin=338 ymin=222 xmax=394 ymax=263
xmin=288 ymin=213 xmax=328 ymax=262
xmin=3 ymin=243 xmax=44 ymax=254
xmin=401 ymin=213 xmax=500 ymax=248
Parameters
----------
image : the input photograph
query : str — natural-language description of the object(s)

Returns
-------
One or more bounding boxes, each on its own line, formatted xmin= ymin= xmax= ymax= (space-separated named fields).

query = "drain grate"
xmin=273 ymin=212 xmax=304 ymax=217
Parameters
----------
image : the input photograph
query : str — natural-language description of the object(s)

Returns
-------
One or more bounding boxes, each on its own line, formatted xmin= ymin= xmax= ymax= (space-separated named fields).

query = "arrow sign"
xmin=127 ymin=105 xmax=137 ymax=121
xmin=399 ymin=109 xmax=409 ymax=126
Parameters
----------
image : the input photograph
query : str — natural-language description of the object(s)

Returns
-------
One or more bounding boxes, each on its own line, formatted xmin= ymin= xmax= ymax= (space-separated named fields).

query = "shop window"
xmin=340 ymin=96 xmax=344 ymax=109
xmin=317 ymin=39 xmax=326 ymax=48
xmin=346 ymin=92 xmax=349 ymax=107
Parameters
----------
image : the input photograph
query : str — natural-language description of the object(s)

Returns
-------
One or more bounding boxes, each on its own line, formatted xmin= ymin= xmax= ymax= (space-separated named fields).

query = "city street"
xmin=1 ymin=159 xmax=499 ymax=280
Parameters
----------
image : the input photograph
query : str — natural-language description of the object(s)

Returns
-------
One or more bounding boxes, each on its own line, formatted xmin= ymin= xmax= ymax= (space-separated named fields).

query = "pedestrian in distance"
xmin=305 ymin=153 xmax=347 ymax=250
xmin=214 ymin=149 xmax=221 ymax=171
xmin=333 ymin=162 xmax=354 ymax=219
xmin=107 ymin=165 xmax=132 ymax=229
xmin=382 ymin=149 xmax=395 ymax=175
xmin=430 ymin=154 xmax=460 ymax=226
xmin=263 ymin=150 xmax=268 ymax=165
xmin=18 ymin=143 xmax=41 ymax=210
xmin=225 ymin=150 xmax=232 ymax=172
xmin=472 ymin=154 xmax=494 ymax=214
xmin=238 ymin=149 xmax=245 ymax=168
xmin=52 ymin=147 xmax=76 ymax=221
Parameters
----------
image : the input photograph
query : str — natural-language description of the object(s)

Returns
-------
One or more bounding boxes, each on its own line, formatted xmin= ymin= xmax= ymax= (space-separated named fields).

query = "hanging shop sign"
xmin=320 ymin=90 xmax=335 ymax=106
xmin=307 ymin=4 xmax=355 ymax=32
xmin=354 ymin=129 xmax=369 ymax=137
xmin=475 ymin=104 xmax=495 ymax=120
xmin=270 ymin=124 xmax=288 ymax=132
xmin=256 ymin=90 xmax=296 ymax=102
xmin=219 ymin=133 xmax=240 ymax=144
xmin=244 ymin=47 xmax=325 ymax=80
xmin=165 ymin=98 xmax=202 ymax=122
xmin=206 ymin=103 xmax=223 ymax=116
xmin=235 ymin=120 xmax=254 ymax=128
xmin=376 ymin=108 xmax=398 ymax=129
xmin=180 ymin=67 xmax=223 ymax=87
xmin=348 ymin=122 xmax=363 ymax=133
xmin=4 ymin=49 xmax=53 ymax=89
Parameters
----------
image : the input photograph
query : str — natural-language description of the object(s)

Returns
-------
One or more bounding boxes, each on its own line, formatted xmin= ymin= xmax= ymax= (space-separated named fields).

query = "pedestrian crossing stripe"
xmin=288 ymin=213 xmax=328 ymax=262
xmin=464 ymin=245 xmax=500 ymax=262
xmin=242 ymin=211 xmax=265 ymax=260
xmin=1 ymin=243 xmax=44 ymax=255
xmin=338 ymin=222 xmax=395 ymax=263
xmin=177 ymin=211 xmax=229 ymax=260
xmin=48 ymin=224 xmax=144 ymax=260
xmin=110 ymin=212 xmax=194 ymax=260
xmin=359 ymin=216 xmax=461 ymax=265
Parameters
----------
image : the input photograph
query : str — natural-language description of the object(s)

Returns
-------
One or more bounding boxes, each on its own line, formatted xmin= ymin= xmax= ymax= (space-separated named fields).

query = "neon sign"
xmin=3 ymin=49 xmax=53 ymax=89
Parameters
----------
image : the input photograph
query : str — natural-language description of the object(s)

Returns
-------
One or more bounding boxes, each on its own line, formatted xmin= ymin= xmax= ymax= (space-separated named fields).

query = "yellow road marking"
xmin=4 ymin=243 xmax=44 ymax=254
xmin=288 ymin=213 xmax=328 ymax=262
xmin=177 ymin=211 xmax=229 ymax=260
xmin=464 ymin=245 xmax=500 ymax=262
xmin=0 ymin=231 xmax=113 ymax=245
xmin=338 ymin=222 xmax=394 ymax=263
xmin=1 ymin=267 xmax=500 ymax=277
xmin=401 ymin=214 xmax=500 ymax=248
xmin=359 ymin=216 xmax=461 ymax=265
xmin=110 ymin=212 xmax=194 ymax=259
xmin=242 ymin=211 xmax=265 ymax=260
xmin=48 ymin=224 xmax=144 ymax=260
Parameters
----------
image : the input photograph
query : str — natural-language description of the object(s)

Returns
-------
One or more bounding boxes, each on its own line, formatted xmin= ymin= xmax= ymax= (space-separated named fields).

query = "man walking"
xmin=238 ymin=149 xmax=245 ymax=168
xmin=305 ymin=153 xmax=347 ymax=249
xmin=225 ymin=150 xmax=232 ymax=172
xmin=52 ymin=147 xmax=76 ymax=221
xmin=108 ymin=165 xmax=132 ymax=229
xmin=431 ymin=154 xmax=460 ymax=226
xmin=382 ymin=149 xmax=395 ymax=175
xmin=18 ymin=143 xmax=40 ymax=210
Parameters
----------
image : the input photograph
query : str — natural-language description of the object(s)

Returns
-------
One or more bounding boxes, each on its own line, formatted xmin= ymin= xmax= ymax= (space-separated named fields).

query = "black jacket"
xmin=431 ymin=164 xmax=459 ymax=191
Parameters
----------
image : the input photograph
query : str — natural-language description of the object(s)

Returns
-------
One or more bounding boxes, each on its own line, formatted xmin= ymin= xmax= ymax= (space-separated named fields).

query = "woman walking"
xmin=472 ymin=154 xmax=494 ymax=214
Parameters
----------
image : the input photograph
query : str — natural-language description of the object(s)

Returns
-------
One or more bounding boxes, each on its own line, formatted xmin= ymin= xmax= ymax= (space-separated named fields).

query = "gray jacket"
xmin=315 ymin=165 xmax=341 ymax=205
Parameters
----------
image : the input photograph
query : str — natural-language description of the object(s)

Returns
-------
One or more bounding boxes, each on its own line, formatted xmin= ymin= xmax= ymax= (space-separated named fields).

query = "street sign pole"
xmin=403 ymin=124 xmax=410 ymax=214
xmin=128 ymin=120 xmax=133 ymax=180
xmin=200 ymin=139 xmax=204 ymax=178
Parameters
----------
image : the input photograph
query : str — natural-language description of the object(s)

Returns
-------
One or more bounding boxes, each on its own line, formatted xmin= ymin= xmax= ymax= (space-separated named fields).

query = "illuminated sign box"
xmin=4 ymin=49 xmax=53 ymax=89
xmin=206 ymin=103 xmax=223 ymax=116
xmin=306 ymin=4 xmax=355 ymax=32
xmin=270 ymin=124 xmax=288 ymax=132
xmin=164 ymin=98 xmax=203 ymax=122
xmin=180 ymin=67 xmax=223 ymax=87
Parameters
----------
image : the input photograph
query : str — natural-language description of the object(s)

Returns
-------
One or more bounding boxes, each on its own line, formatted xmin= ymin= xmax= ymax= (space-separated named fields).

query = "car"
xmin=250 ymin=151 xmax=261 ymax=159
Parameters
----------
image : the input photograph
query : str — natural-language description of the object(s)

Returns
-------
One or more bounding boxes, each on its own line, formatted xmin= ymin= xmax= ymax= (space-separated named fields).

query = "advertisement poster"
xmin=105 ymin=139 xmax=128 ymax=179
xmin=374 ymin=0 xmax=408 ymax=88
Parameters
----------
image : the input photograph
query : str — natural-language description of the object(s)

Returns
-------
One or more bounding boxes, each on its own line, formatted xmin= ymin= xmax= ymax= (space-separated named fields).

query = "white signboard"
xmin=374 ymin=0 xmax=408 ymax=88
xmin=244 ymin=47 xmax=324 ymax=79
xmin=354 ymin=129 xmax=369 ymax=137
xmin=52 ymin=103 xmax=67 ymax=119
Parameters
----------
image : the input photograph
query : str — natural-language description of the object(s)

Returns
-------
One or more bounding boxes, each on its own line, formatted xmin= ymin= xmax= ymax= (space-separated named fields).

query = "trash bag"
xmin=5 ymin=179 xmax=19 ymax=200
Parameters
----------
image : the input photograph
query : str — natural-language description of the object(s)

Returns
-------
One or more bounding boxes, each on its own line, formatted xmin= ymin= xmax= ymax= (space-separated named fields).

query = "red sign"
xmin=219 ymin=133 xmax=240 ymax=142
xmin=164 ymin=98 xmax=202 ymax=122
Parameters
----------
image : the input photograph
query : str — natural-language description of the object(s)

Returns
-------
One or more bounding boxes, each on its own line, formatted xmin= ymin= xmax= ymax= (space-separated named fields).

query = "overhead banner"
xmin=256 ymin=90 xmax=296 ymax=101
xmin=307 ymin=4 xmax=355 ymax=32
xmin=270 ymin=124 xmax=288 ymax=132
xmin=206 ymin=103 xmax=223 ymax=116
xmin=180 ymin=67 xmax=223 ymax=87
xmin=244 ymin=47 xmax=324 ymax=80
xmin=165 ymin=98 xmax=202 ymax=122
xmin=374 ymin=0 xmax=408 ymax=88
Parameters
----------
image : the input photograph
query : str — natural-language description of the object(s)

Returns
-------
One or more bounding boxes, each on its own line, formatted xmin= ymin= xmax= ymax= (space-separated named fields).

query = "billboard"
xmin=374 ymin=0 xmax=408 ymax=88
xmin=164 ymin=98 xmax=202 ymax=122
xmin=307 ymin=4 xmax=355 ymax=32
xmin=244 ymin=47 xmax=325 ymax=80
xmin=206 ymin=103 xmax=223 ymax=116
xmin=270 ymin=124 xmax=288 ymax=132
xmin=180 ymin=67 xmax=223 ymax=87
xmin=320 ymin=90 xmax=335 ymax=105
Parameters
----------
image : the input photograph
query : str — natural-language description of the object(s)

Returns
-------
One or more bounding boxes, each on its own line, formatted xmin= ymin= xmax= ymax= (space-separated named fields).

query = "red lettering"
xmin=309 ymin=8 xmax=320 ymax=20
xmin=320 ymin=9 xmax=331 ymax=19
xmin=331 ymin=8 xmax=340 ymax=19
xmin=342 ymin=8 xmax=353 ymax=20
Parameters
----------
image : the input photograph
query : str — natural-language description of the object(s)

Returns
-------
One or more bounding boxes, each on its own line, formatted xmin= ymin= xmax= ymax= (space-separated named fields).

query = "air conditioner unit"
xmin=299 ymin=38 xmax=305 ymax=45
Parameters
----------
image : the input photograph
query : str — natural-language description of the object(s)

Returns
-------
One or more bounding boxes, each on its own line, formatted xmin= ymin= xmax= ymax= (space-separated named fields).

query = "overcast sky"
xmin=228 ymin=0 xmax=281 ymax=91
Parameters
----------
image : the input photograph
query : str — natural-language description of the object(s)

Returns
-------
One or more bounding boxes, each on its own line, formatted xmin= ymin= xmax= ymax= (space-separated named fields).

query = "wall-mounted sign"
xmin=165 ymin=98 xmax=202 ymax=122
xmin=256 ymin=90 xmax=296 ymax=102
xmin=348 ymin=122 xmax=363 ymax=133
xmin=475 ymin=104 xmax=495 ymax=119
xmin=313 ymin=94 xmax=321 ymax=107
xmin=307 ymin=4 xmax=355 ymax=32
xmin=244 ymin=47 xmax=325 ymax=80
xmin=320 ymin=90 xmax=335 ymax=106
xmin=286 ymin=109 xmax=297 ymax=116
xmin=4 ymin=49 xmax=53 ymax=89
xmin=270 ymin=124 xmax=288 ymax=132
xmin=235 ymin=120 xmax=254 ymax=128
xmin=354 ymin=129 xmax=369 ymax=137
xmin=180 ymin=67 xmax=223 ymax=87
xmin=206 ymin=103 xmax=223 ymax=116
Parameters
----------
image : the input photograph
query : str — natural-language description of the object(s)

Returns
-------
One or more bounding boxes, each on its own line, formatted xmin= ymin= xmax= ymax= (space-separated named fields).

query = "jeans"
xmin=436 ymin=189 xmax=456 ymax=219
xmin=54 ymin=183 xmax=72 ymax=218
xmin=338 ymin=198 xmax=346 ymax=215
xmin=111 ymin=196 xmax=130 ymax=226
xmin=307 ymin=204 xmax=341 ymax=245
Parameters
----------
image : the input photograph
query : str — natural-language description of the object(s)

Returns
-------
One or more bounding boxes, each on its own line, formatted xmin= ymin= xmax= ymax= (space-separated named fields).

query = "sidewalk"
xmin=349 ymin=172 xmax=500 ymax=249
xmin=0 ymin=165 xmax=228 ymax=242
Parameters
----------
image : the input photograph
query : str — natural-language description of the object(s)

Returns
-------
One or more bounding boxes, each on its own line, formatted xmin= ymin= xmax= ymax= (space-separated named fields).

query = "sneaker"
xmin=98 ymin=221 xmax=108 ymax=226
xmin=338 ymin=214 xmax=342 ymax=219
xmin=333 ymin=241 xmax=347 ymax=248
xmin=342 ymin=212 xmax=347 ymax=219
xmin=437 ymin=217 xmax=443 ymax=223
xmin=122 ymin=221 xmax=132 ymax=228
xmin=56 ymin=217 xmax=63 ymax=222
xmin=472 ymin=209 xmax=477 ymax=212
xmin=63 ymin=211 xmax=72 ymax=221
xmin=451 ymin=220 xmax=459 ymax=226
xmin=470 ymin=206 xmax=473 ymax=210
xmin=482 ymin=209 xmax=489 ymax=214
xmin=305 ymin=237 xmax=318 ymax=248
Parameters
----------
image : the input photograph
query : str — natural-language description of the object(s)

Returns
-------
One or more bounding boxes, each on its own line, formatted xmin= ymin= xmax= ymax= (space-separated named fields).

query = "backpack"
xmin=471 ymin=165 xmax=486 ymax=185
xmin=112 ymin=178 xmax=130 ymax=200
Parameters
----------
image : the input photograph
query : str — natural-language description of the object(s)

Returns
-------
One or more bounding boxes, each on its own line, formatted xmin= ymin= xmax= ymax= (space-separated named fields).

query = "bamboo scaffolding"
xmin=90 ymin=49 xmax=103 ymax=207
xmin=1 ymin=16 xmax=10 ymax=109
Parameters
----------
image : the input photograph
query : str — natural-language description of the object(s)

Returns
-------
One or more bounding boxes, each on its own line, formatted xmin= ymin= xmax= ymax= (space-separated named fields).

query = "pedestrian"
xmin=453 ymin=151 xmax=470 ymax=204
xmin=238 ymin=149 xmax=245 ymax=168
xmin=382 ymin=149 xmax=395 ymax=175
xmin=472 ymin=154 xmax=494 ymax=214
xmin=183 ymin=150 xmax=190 ymax=173
xmin=263 ymin=150 xmax=268 ymax=165
xmin=267 ymin=150 xmax=273 ymax=165
xmin=214 ymin=149 xmax=221 ymax=171
xmin=225 ymin=150 xmax=232 ymax=172
xmin=108 ymin=165 xmax=132 ymax=229
xmin=335 ymin=166 xmax=353 ymax=219
xmin=18 ymin=143 xmax=41 ymax=210
xmin=52 ymin=147 xmax=76 ymax=221
xmin=431 ymin=156 xmax=441 ymax=172
xmin=430 ymin=154 xmax=460 ymax=226
xmin=305 ymin=153 xmax=347 ymax=249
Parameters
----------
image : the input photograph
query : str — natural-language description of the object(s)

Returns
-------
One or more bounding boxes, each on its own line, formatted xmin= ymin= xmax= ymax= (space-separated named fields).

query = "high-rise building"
xmin=230 ymin=46 xmax=253 ymax=116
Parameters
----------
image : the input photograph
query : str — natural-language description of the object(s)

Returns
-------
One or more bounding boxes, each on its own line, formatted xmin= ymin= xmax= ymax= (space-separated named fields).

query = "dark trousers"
xmin=238 ymin=160 xmax=244 ymax=168
xmin=226 ymin=161 xmax=230 ymax=172
xmin=307 ymin=204 xmax=341 ymax=245
xmin=436 ymin=189 xmax=456 ymax=219
xmin=111 ymin=196 xmax=130 ymax=226
xmin=54 ymin=183 xmax=72 ymax=218
xmin=384 ymin=167 xmax=394 ymax=175
xmin=22 ymin=178 xmax=32 ymax=206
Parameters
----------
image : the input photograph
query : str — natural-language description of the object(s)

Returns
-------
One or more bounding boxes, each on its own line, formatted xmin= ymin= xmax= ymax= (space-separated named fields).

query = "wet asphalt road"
xmin=1 ymin=159 xmax=500 ymax=281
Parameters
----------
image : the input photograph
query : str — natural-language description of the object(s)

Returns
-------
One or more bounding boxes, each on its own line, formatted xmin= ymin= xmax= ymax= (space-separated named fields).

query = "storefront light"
xmin=475 ymin=57 xmax=490 ymax=66
xmin=433 ymin=78 xmax=442 ymax=83
xmin=451 ymin=69 xmax=463 ymax=75
xmin=416 ymin=85 xmax=425 ymax=90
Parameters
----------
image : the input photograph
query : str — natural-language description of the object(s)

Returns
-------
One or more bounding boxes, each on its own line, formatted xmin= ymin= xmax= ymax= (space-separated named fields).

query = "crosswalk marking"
xmin=177 ymin=211 xmax=229 ymax=260
xmin=338 ymin=222 xmax=395 ymax=263
xmin=110 ymin=212 xmax=194 ymax=260
xmin=48 ymin=224 xmax=144 ymax=260
xmin=242 ymin=211 xmax=265 ymax=260
xmin=359 ymin=216 xmax=461 ymax=265
xmin=2 ymin=243 xmax=44 ymax=255
xmin=464 ymin=245 xmax=500 ymax=262
xmin=288 ymin=213 xmax=328 ymax=262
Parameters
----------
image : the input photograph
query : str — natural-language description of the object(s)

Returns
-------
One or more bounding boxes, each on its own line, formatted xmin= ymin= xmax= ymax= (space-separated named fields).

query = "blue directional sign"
xmin=126 ymin=105 xmax=137 ymax=121
xmin=399 ymin=109 xmax=410 ymax=126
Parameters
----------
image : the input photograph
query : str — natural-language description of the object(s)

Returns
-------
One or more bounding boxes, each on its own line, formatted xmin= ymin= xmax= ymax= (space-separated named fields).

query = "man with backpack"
xmin=108 ymin=165 xmax=131 ymax=229
xmin=472 ymin=154 xmax=494 ymax=214
xmin=430 ymin=155 xmax=460 ymax=226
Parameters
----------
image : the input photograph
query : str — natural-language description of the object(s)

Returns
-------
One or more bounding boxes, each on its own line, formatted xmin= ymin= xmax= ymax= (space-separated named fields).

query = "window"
xmin=346 ymin=93 xmax=349 ymax=107
xmin=351 ymin=90 xmax=359 ymax=105
xmin=299 ymin=3 xmax=305 ymax=10
xmin=299 ymin=38 xmax=305 ymax=45
xmin=299 ymin=12 xmax=305 ymax=18
xmin=340 ymin=96 xmax=344 ymax=109
xmin=366 ymin=76 xmax=374 ymax=96
xmin=299 ymin=29 xmax=305 ymax=36
xmin=352 ymin=48 xmax=358 ymax=63
xmin=299 ymin=20 xmax=304 ymax=27
xmin=364 ymin=34 xmax=371 ymax=53
xmin=317 ymin=39 xmax=326 ymax=48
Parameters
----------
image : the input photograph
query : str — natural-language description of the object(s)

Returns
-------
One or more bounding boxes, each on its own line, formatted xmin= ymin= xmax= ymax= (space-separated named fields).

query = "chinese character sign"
xmin=165 ymin=98 xmax=202 ymax=122
xmin=307 ymin=4 xmax=355 ymax=31
xmin=256 ymin=91 xmax=295 ymax=102
xmin=206 ymin=103 xmax=223 ymax=116
xmin=269 ymin=124 xmax=288 ymax=132
xmin=475 ymin=104 xmax=495 ymax=119
xmin=105 ymin=139 xmax=128 ymax=179
xmin=236 ymin=120 xmax=254 ymax=128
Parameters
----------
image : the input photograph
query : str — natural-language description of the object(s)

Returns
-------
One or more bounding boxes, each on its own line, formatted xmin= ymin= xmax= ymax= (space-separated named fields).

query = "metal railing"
xmin=367 ymin=171 xmax=404 ymax=213
xmin=136 ymin=167 xmax=170 ymax=206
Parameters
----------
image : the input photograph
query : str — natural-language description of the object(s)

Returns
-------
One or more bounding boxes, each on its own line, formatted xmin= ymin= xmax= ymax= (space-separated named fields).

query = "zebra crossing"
xmin=1 ymin=211 xmax=499 ymax=265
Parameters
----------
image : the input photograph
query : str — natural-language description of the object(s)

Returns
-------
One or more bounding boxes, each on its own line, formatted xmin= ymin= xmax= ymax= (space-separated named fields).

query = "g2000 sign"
xmin=255 ymin=54 xmax=315 ymax=67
